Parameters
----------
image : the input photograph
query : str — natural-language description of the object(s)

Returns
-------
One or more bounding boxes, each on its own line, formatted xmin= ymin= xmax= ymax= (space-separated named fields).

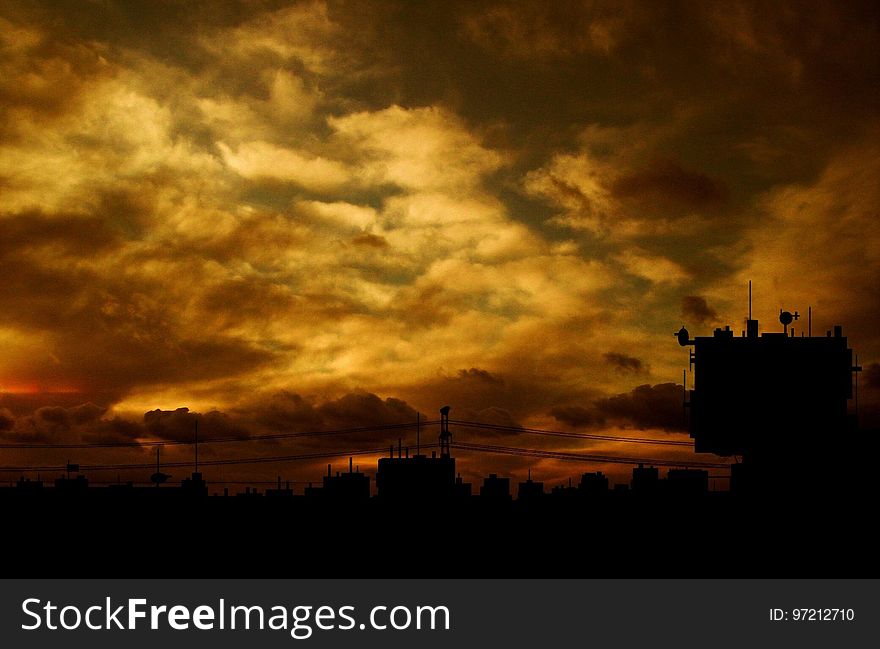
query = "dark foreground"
xmin=2 ymin=491 xmax=876 ymax=577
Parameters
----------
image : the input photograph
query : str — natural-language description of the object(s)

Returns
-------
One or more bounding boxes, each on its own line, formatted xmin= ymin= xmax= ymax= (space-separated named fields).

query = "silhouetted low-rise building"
xmin=453 ymin=474 xmax=472 ymax=498
xmin=578 ymin=471 xmax=609 ymax=497
xmin=631 ymin=464 xmax=659 ymax=494
xmin=181 ymin=471 xmax=208 ymax=496
xmin=666 ymin=468 xmax=709 ymax=496
xmin=266 ymin=477 xmax=294 ymax=498
xmin=376 ymin=450 xmax=455 ymax=500
xmin=16 ymin=477 xmax=44 ymax=492
xmin=517 ymin=473 xmax=544 ymax=501
xmin=480 ymin=473 xmax=511 ymax=502
xmin=322 ymin=460 xmax=371 ymax=502
xmin=54 ymin=475 xmax=88 ymax=491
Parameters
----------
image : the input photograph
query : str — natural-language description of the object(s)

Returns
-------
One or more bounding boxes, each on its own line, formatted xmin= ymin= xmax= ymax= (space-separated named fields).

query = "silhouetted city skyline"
xmin=1 ymin=0 xmax=879 ymax=576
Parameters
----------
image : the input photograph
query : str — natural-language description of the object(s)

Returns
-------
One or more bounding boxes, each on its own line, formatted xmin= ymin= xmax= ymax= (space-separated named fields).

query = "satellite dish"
xmin=151 ymin=472 xmax=171 ymax=485
xmin=676 ymin=326 xmax=691 ymax=346
xmin=779 ymin=311 xmax=794 ymax=326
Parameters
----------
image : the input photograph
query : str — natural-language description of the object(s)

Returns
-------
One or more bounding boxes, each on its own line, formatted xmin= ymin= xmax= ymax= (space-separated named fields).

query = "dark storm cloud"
xmin=232 ymin=391 xmax=424 ymax=441
xmin=611 ymin=159 xmax=727 ymax=208
xmin=233 ymin=390 xmax=523 ymax=448
xmin=0 ymin=211 xmax=280 ymax=398
xmin=681 ymin=296 xmax=718 ymax=326
xmin=316 ymin=392 xmax=420 ymax=429
xmin=0 ymin=210 xmax=121 ymax=255
xmin=549 ymin=383 xmax=686 ymax=432
xmin=0 ymin=402 xmax=108 ymax=442
xmin=603 ymin=352 xmax=644 ymax=373
xmin=549 ymin=405 xmax=601 ymax=428
xmin=238 ymin=391 xmax=324 ymax=432
xmin=461 ymin=0 xmax=635 ymax=60
xmin=350 ymin=232 xmax=388 ymax=248
xmin=144 ymin=407 xmax=246 ymax=442
xmin=456 ymin=368 xmax=504 ymax=385
xmin=596 ymin=383 xmax=685 ymax=431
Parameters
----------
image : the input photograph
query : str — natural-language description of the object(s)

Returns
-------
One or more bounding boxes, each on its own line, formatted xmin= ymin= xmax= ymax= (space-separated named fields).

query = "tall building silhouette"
xmin=678 ymin=290 xmax=862 ymax=493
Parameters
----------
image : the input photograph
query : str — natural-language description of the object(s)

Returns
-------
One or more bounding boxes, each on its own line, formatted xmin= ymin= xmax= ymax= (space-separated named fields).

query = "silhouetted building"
xmin=376 ymin=451 xmax=456 ymax=500
xmin=578 ymin=471 xmax=609 ymax=497
xmin=453 ymin=474 xmax=472 ymax=498
xmin=666 ymin=468 xmax=709 ymax=496
xmin=517 ymin=471 xmax=544 ymax=501
xmin=16 ymin=477 xmax=44 ymax=492
xmin=375 ymin=408 xmax=457 ymax=500
xmin=181 ymin=471 xmax=208 ymax=496
xmin=54 ymin=475 xmax=88 ymax=491
xmin=266 ymin=477 xmax=294 ymax=498
xmin=322 ymin=460 xmax=370 ymax=502
xmin=237 ymin=486 xmax=262 ymax=499
xmin=108 ymin=481 xmax=134 ymax=492
xmin=678 ymin=296 xmax=861 ymax=493
xmin=631 ymin=464 xmax=659 ymax=494
xmin=480 ymin=474 xmax=511 ymax=502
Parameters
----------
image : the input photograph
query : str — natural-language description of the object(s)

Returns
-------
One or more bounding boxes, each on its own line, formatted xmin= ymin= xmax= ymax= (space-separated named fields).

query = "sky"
xmin=0 ymin=0 xmax=878 ymax=489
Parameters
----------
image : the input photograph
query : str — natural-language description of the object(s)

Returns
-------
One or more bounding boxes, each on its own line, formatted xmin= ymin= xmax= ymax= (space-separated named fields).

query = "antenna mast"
xmin=682 ymin=369 xmax=688 ymax=428
xmin=194 ymin=417 xmax=199 ymax=474
xmin=439 ymin=406 xmax=451 ymax=458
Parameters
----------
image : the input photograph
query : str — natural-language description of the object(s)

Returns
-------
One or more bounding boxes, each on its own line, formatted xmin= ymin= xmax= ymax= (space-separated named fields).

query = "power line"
xmin=0 ymin=440 xmax=724 ymax=474
xmin=448 ymin=419 xmax=692 ymax=446
xmin=0 ymin=418 xmax=689 ymax=449
xmin=0 ymin=446 xmax=396 ymax=473
xmin=452 ymin=442 xmax=729 ymax=469
xmin=0 ymin=420 xmax=440 ymax=449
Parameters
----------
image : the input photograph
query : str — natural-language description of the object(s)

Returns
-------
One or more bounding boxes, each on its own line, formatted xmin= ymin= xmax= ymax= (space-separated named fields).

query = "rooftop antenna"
xmin=855 ymin=354 xmax=862 ymax=426
xmin=439 ymin=406 xmax=452 ymax=458
xmin=151 ymin=446 xmax=170 ymax=487
xmin=416 ymin=412 xmax=420 ymax=456
xmin=682 ymin=369 xmax=688 ymax=428
xmin=808 ymin=306 xmax=812 ymax=337
xmin=746 ymin=281 xmax=759 ymax=338
xmin=194 ymin=417 xmax=199 ymax=474
xmin=779 ymin=308 xmax=799 ymax=335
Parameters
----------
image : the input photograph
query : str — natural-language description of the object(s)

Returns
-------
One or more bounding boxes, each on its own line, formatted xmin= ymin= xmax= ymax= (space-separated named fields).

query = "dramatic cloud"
xmin=0 ymin=0 xmax=877 ymax=486
xmin=611 ymin=159 xmax=728 ymax=208
xmin=603 ymin=353 xmax=645 ymax=373
xmin=596 ymin=383 xmax=686 ymax=432
xmin=549 ymin=405 xmax=601 ymax=429
xmin=456 ymin=368 xmax=504 ymax=385
xmin=462 ymin=1 xmax=636 ymax=59
xmin=681 ymin=296 xmax=719 ymax=326
xmin=549 ymin=383 xmax=685 ymax=432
